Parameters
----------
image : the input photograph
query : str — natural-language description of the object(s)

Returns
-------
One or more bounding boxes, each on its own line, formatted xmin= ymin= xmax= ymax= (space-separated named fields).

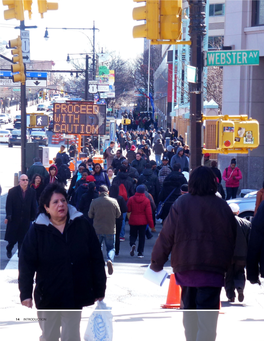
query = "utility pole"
xmin=92 ymin=21 xmax=96 ymax=80
xmin=188 ymin=0 xmax=207 ymax=171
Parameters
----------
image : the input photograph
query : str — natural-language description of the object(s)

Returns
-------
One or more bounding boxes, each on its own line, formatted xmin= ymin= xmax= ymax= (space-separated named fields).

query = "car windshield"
xmin=244 ymin=191 xmax=257 ymax=198
xmin=12 ymin=130 xmax=21 ymax=136
xmin=31 ymin=131 xmax=46 ymax=136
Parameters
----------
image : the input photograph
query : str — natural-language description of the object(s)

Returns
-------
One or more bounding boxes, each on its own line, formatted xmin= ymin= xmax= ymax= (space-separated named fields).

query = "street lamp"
xmin=67 ymin=53 xmax=92 ymax=101
xmin=44 ymin=22 xmax=99 ymax=80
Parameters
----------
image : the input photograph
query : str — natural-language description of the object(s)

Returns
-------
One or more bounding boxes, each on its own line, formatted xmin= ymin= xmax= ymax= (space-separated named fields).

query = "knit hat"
xmin=231 ymin=158 xmax=236 ymax=165
xmin=86 ymin=175 xmax=96 ymax=182
xmin=136 ymin=185 xmax=146 ymax=193
xmin=130 ymin=145 xmax=136 ymax=151
xmin=180 ymin=184 xmax=188 ymax=193
xmin=204 ymin=153 xmax=210 ymax=157
xmin=167 ymin=145 xmax=173 ymax=152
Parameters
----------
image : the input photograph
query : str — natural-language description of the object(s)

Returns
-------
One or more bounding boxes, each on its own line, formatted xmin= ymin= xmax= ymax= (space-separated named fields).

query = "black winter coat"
xmin=112 ymin=172 xmax=135 ymax=198
xmin=158 ymin=171 xmax=187 ymax=220
xmin=18 ymin=206 xmax=106 ymax=309
xmin=126 ymin=150 xmax=136 ymax=164
xmin=5 ymin=186 xmax=37 ymax=245
xmin=138 ymin=169 xmax=160 ymax=204
xmin=247 ymin=200 xmax=264 ymax=283
xmin=111 ymin=156 xmax=126 ymax=174
xmin=116 ymin=195 xmax=127 ymax=221
xmin=131 ymin=158 xmax=146 ymax=175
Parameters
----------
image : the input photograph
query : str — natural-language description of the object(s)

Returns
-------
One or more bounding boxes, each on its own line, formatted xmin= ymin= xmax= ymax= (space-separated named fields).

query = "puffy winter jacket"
xmin=222 ymin=166 xmax=242 ymax=188
xmin=127 ymin=193 xmax=154 ymax=228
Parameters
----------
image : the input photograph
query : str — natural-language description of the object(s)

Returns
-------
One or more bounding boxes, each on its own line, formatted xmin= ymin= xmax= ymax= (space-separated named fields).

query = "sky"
xmin=0 ymin=0 xmax=145 ymax=69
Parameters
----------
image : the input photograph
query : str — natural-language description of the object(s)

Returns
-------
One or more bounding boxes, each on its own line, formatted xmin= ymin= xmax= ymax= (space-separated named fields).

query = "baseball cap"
xmin=163 ymin=156 xmax=169 ymax=161
xmin=86 ymin=175 xmax=96 ymax=182
xmin=204 ymin=153 xmax=210 ymax=157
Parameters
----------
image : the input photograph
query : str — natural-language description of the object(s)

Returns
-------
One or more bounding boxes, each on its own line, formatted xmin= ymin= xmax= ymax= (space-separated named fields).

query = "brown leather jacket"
xmin=254 ymin=188 xmax=264 ymax=215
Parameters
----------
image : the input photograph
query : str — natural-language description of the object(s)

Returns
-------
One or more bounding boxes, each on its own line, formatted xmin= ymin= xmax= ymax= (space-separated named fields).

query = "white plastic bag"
xmin=84 ymin=300 xmax=113 ymax=341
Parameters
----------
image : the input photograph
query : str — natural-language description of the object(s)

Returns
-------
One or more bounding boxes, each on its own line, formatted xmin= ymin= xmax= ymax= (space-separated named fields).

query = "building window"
xmin=209 ymin=4 xmax=225 ymax=16
xmin=252 ymin=0 xmax=264 ymax=26
xmin=208 ymin=36 xmax=224 ymax=50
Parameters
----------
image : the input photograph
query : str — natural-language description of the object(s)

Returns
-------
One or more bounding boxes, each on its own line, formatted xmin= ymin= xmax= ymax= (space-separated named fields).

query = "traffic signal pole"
xmin=188 ymin=0 xmax=206 ymax=170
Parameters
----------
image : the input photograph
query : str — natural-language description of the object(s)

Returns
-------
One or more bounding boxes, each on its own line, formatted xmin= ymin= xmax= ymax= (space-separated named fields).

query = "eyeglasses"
xmin=21 ymin=179 xmax=29 ymax=181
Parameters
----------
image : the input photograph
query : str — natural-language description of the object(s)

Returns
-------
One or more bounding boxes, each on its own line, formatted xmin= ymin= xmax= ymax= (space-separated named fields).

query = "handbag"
xmin=156 ymin=188 xmax=177 ymax=220
xmin=84 ymin=300 xmax=113 ymax=341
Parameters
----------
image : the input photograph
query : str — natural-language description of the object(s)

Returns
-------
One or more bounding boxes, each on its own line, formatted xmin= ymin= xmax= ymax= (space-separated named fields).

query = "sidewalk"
xmin=1 ymin=248 xmax=264 ymax=341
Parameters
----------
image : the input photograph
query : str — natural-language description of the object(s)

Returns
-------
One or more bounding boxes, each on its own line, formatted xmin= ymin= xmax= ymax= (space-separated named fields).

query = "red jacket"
xmin=223 ymin=166 xmax=242 ymax=188
xmin=127 ymin=193 xmax=154 ymax=228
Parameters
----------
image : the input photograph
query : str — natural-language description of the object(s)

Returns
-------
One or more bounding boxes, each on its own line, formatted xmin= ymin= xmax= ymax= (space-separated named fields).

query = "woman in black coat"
xmin=18 ymin=183 xmax=106 ymax=341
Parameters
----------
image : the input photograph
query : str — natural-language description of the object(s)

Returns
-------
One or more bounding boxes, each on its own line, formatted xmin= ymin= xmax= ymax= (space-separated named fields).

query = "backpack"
xmin=103 ymin=149 xmax=108 ymax=159
xmin=118 ymin=183 xmax=128 ymax=201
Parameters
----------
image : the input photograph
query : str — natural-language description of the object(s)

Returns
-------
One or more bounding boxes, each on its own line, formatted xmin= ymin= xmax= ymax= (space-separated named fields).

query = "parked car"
xmin=8 ymin=129 xmax=31 ymax=147
xmin=37 ymin=104 xmax=46 ymax=111
xmin=227 ymin=190 xmax=257 ymax=221
xmin=0 ymin=114 xmax=9 ymax=124
xmin=30 ymin=130 xmax=49 ymax=146
xmin=0 ymin=129 xmax=11 ymax=143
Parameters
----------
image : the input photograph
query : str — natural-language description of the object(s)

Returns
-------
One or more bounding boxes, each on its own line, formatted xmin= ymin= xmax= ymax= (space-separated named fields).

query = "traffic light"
xmin=24 ymin=0 xmax=33 ymax=19
xmin=30 ymin=114 xmax=49 ymax=127
xmin=9 ymin=36 xmax=25 ymax=84
xmin=160 ymin=0 xmax=182 ymax=41
xmin=39 ymin=91 xmax=43 ymax=98
xmin=37 ymin=0 xmax=58 ymax=18
xmin=122 ymin=118 xmax=131 ymax=125
xmin=132 ymin=0 xmax=159 ymax=40
xmin=218 ymin=117 xmax=259 ymax=151
xmin=2 ymin=0 xmax=24 ymax=20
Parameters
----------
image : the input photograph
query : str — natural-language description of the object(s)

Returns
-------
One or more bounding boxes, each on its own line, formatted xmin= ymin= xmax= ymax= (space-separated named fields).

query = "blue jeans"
xmin=226 ymin=187 xmax=238 ymax=200
xmin=97 ymin=234 xmax=115 ymax=262
xmin=155 ymin=154 xmax=162 ymax=165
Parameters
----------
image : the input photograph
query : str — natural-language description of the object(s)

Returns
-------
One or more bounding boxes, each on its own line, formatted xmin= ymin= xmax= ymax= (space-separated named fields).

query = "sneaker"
xmin=138 ymin=253 xmax=144 ymax=258
xmin=228 ymin=297 xmax=235 ymax=302
xmin=130 ymin=245 xmax=136 ymax=257
xmin=6 ymin=250 xmax=12 ymax=259
xmin=238 ymin=292 xmax=244 ymax=302
xmin=107 ymin=260 xmax=113 ymax=275
xmin=120 ymin=237 xmax=125 ymax=242
xmin=115 ymin=253 xmax=119 ymax=257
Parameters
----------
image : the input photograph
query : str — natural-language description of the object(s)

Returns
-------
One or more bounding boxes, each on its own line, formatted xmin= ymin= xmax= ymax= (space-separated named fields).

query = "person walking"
xmin=44 ymin=164 xmax=58 ymax=186
xmin=55 ymin=158 xmax=71 ymax=187
xmin=27 ymin=157 xmax=49 ymax=181
xmin=18 ymin=183 xmax=106 ymax=341
xmin=150 ymin=166 xmax=236 ymax=341
xmin=111 ymin=149 xmax=126 ymax=175
xmin=131 ymin=152 xmax=146 ymax=175
xmin=104 ymin=141 xmax=116 ymax=169
xmin=223 ymin=158 xmax=243 ymax=200
xmin=127 ymin=185 xmax=154 ymax=258
xmin=78 ymin=182 xmax=98 ymax=223
xmin=88 ymin=185 xmax=121 ymax=275
xmin=153 ymin=138 xmax=165 ymax=166
xmin=29 ymin=173 xmax=45 ymax=205
xmin=92 ymin=163 xmax=110 ymax=191
xmin=224 ymin=203 xmax=251 ymax=303
xmin=4 ymin=174 xmax=37 ymax=258
xmin=254 ymin=181 xmax=264 ymax=215
xmin=109 ymin=184 xmax=127 ymax=257
xmin=138 ymin=163 xmax=160 ymax=205
xmin=170 ymin=146 xmax=189 ymax=172
xmin=56 ymin=145 xmax=70 ymax=165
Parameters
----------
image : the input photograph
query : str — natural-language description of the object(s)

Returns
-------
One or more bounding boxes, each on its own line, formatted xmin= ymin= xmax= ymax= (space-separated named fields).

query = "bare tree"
xmin=206 ymin=66 xmax=223 ymax=113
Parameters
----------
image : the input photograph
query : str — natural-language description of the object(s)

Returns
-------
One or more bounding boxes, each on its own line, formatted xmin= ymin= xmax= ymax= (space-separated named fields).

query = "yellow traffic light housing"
xmin=24 ymin=0 xmax=33 ymax=19
xmin=160 ymin=0 xmax=182 ymax=41
xmin=2 ymin=0 xmax=24 ymax=20
xmin=122 ymin=118 xmax=131 ymax=125
xmin=37 ymin=0 xmax=58 ymax=18
xmin=9 ymin=36 xmax=25 ymax=84
xmin=133 ymin=0 xmax=159 ymax=40
xmin=203 ymin=115 xmax=259 ymax=154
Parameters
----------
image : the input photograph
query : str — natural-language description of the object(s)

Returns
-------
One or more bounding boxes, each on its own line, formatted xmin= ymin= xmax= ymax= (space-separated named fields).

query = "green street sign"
xmin=205 ymin=50 xmax=259 ymax=67
xmin=13 ymin=88 xmax=20 ymax=91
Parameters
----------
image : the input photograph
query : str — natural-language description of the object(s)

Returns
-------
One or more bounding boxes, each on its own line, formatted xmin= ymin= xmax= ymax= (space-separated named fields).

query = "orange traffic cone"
xmin=161 ymin=274 xmax=181 ymax=309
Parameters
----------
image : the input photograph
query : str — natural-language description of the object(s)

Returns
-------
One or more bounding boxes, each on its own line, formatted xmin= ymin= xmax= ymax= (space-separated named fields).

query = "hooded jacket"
xmin=138 ymin=168 xmax=160 ymax=204
xmin=18 ymin=205 xmax=106 ymax=309
xmin=27 ymin=162 xmax=49 ymax=181
xmin=44 ymin=164 xmax=58 ymax=186
xmin=127 ymin=193 xmax=154 ymax=228
xmin=170 ymin=147 xmax=189 ymax=171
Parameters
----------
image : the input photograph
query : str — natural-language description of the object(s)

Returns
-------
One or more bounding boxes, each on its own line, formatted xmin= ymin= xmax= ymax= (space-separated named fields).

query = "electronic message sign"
xmin=53 ymin=101 xmax=106 ymax=135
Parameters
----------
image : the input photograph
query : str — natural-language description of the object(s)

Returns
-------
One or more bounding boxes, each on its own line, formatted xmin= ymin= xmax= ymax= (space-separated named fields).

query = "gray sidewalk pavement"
xmin=1 ymin=246 xmax=264 ymax=341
